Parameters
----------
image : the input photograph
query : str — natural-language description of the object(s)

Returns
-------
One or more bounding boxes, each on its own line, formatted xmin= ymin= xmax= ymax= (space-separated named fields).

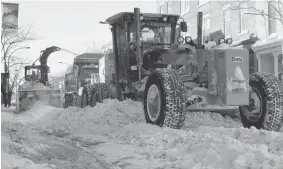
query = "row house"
xmin=157 ymin=0 xmax=283 ymax=74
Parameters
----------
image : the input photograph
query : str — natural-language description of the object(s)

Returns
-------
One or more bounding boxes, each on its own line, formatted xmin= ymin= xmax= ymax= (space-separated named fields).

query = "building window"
xmin=268 ymin=1 xmax=276 ymax=35
xmin=239 ymin=2 xmax=248 ymax=33
xmin=202 ymin=14 xmax=210 ymax=43
xmin=167 ymin=1 xmax=172 ymax=14
xmin=159 ymin=0 xmax=165 ymax=14
xmin=181 ymin=0 xmax=190 ymax=16
xmin=224 ymin=8 xmax=231 ymax=37
xmin=160 ymin=4 xmax=165 ymax=14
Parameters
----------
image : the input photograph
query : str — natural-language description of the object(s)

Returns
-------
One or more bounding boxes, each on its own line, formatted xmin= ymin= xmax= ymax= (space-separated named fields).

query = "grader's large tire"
xmin=143 ymin=68 xmax=186 ymax=129
xmin=239 ymin=72 xmax=283 ymax=132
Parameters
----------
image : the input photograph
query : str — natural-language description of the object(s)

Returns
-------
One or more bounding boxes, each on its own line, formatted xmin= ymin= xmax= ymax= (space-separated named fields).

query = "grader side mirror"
xmin=180 ymin=22 xmax=187 ymax=32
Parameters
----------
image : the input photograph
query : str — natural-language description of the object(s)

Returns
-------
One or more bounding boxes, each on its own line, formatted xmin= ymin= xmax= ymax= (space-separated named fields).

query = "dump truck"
xmin=61 ymin=53 xmax=106 ymax=108
xmin=95 ymin=8 xmax=283 ymax=132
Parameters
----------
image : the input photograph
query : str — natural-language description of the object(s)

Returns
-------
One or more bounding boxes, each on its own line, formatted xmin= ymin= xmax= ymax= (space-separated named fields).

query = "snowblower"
xmin=16 ymin=46 xmax=78 ymax=112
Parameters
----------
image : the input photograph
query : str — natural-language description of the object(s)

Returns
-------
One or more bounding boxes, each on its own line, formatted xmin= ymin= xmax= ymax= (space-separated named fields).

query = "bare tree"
xmin=9 ymin=57 xmax=31 ymax=91
xmin=224 ymin=0 xmax=283 ymax=25
xmin=1 ymin=13 xmax=36 ymax=106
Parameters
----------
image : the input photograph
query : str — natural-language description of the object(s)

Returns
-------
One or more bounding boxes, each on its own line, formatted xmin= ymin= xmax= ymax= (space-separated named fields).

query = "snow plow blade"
xmin=185 ymin=87 xmax=240 ymax=119
xmin=16 ymin=88 xmax=61 ymax=112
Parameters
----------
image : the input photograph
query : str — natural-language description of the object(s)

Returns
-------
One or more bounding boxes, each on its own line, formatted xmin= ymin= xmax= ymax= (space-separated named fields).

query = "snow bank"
xmin=2 ymin=152 xmax=54 ymax=169
xmin=34 ymin=99 xmax=283 ymax=169
xmin=2 ymin=101 xmax=58 ymax=125
xmin=40 ymin=99 xmax=145 ymax=135
xmin=108 ymin=124 xmax=283 ymax=169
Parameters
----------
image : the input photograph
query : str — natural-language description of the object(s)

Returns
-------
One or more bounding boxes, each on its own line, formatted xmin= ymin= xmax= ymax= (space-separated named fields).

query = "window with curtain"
xmin=202 ymin=15 xmax=210 ymax=42
xmin=160 ymin=4 xmax=165 ymax=14
xmin=181 ymin=0 xmax=190 ymax=15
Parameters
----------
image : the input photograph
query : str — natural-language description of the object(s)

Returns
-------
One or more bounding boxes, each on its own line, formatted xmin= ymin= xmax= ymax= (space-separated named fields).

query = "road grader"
xmin=87 ymin=8 xmax=283 ymax=132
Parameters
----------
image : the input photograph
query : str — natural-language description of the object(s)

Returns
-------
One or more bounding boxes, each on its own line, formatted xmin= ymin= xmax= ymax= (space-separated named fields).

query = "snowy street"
xmin=2 ymin=100 xmax=283 ymax=169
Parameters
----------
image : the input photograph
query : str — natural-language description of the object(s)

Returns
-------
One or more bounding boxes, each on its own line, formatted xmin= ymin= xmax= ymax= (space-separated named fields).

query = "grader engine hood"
xmin=143 ymin=47 xmax=192 ymax=65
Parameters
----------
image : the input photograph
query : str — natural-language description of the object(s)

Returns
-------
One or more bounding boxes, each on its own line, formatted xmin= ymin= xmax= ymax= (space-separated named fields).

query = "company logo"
xmin=232 ymin=56 xmax=243 ymax=62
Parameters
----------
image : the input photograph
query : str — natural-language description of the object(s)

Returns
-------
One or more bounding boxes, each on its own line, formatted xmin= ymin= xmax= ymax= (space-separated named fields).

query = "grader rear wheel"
xmin=143 ymin=68 xmax=186 ymax=129
xmin=239 ymin=72 xmax=283 ymax=132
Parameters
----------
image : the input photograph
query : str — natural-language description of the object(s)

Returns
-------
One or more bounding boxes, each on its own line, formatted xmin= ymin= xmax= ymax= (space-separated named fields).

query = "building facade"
xmin=158 ymin=0 xmax=282 ymax=42
xmin=157 ymin=0 xmax=283 ymax=73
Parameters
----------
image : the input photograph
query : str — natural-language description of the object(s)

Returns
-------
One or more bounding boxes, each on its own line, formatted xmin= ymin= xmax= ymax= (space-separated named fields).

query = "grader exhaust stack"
xmin=134 ymin=8 xmax=142 ymax=82
xmin=197 ymin=12 xmax=203 ymax=47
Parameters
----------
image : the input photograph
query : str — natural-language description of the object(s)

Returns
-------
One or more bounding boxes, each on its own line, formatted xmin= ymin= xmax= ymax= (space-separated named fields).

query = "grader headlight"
xmin=185 ymin=36 xmax=192 ymax=43
xmin=219 ymin=38 xmax=225 ymax=44
xmin=163 ymin=17 xmax=167 ymax=22
xmin=177 ymin=36 xmax=184 ymax=44
xmin=226 ymin=38 xmax=233 ymax=44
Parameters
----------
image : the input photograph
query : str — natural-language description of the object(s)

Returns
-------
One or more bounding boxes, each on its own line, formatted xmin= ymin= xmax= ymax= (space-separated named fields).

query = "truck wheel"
xmin=95 ymin=84 xmax=104 ymax=103
xmin=90 ymin=87 xmax=101 ymax=107
xmin=62 ymin=99 xmax=67 ymax=108
xmin=239 ymin=72 xmax=283 ymax=131
xmin=109 ymin=82 xmax=117 ymax=99
xmin=90 ymin=92 xmax=98 ymax=107
xmin=81 ymin=90 xmax=88 ymax=108
xmin=100 ymin=83 xmax=110 ymax=100
xmin=80 ymin=85 xmax=92 ymax=108
xmin=143 ymin=68 xmax=186 ymax=129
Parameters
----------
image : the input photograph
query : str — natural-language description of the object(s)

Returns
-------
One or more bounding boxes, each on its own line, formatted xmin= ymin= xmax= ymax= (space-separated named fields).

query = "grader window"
xmin=140 ymin=26 xmax=171 ymax=44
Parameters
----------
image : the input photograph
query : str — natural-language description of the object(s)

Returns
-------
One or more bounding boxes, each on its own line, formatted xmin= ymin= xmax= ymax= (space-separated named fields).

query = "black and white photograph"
xmin=1 ymin=0 xmax=283 ymax=168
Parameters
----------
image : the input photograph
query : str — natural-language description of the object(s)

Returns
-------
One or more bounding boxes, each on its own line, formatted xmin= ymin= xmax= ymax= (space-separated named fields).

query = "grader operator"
xmin=95 ymin=8 xmax=283 ymax=132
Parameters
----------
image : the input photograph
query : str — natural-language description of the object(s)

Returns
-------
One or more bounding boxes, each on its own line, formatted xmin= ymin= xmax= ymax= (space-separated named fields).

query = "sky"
xmin=14 ymin=0 xmax=158 ymax=76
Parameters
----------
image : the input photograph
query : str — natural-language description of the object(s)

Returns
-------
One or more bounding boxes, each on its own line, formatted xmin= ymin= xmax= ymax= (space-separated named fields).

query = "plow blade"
xmin=16 ymin=88 xmax=61 ymax=112
xmin=185 ymin=87 xmax=240 ymax=119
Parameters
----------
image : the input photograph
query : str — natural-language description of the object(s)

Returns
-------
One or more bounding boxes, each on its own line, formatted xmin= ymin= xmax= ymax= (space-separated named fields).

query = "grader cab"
xmin=99 ymin=8 xmax=283 ymax=132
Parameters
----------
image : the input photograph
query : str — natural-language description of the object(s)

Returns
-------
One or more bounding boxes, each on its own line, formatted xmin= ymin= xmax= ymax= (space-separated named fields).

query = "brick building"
xmin=157 ymin=0 xmax=283 ymax=73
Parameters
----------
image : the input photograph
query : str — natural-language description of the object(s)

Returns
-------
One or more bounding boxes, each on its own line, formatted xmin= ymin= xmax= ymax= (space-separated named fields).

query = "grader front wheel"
xmin=239 ymin=72 xmax=283 ymax=132
xmin=143 ymin=68 xmax=186 ymax=129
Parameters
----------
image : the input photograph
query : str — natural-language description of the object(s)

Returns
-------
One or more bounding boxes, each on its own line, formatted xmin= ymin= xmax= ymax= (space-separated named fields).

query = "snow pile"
xmin=183 ymin=111 xmax=241 ymax=130
xmin=34 ymin=99 xmax=283 ymax=169
xmin=39 ymin=99 xmax=145 ymax=135
xmin=2 ymin=101 xmax=58 ymax=125
xmin=2 ymin=152 xmax=54 ymax=169
xmin=20 ymin=81 xmax=51 ymax=90
xmin=108 ymin=124 xmax=283 ymax=169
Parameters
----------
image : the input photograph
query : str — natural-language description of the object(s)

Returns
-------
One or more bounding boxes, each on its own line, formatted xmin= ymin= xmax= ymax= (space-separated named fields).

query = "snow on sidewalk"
xmin=2 ymin=101 xmax=58 ymax=125
xmin=31 ymin=99 xmax=283 ymax=169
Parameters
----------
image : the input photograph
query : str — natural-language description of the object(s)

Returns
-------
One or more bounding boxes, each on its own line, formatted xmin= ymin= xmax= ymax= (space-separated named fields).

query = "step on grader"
xmin=92 ymin=8 xmax=283 ymax=132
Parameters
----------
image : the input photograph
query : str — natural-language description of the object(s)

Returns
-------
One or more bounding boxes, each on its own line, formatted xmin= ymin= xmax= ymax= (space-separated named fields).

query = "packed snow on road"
xmin=2 ymin=99 xmax=283 ymax=169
